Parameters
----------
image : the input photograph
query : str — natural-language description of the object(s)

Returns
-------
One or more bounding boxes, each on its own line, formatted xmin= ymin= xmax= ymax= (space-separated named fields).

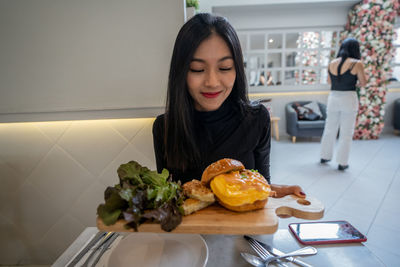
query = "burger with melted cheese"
xmin=201 ymin=158 xmax=271 ymax=212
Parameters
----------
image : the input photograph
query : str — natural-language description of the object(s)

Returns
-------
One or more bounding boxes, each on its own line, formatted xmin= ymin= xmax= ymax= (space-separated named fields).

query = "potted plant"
xmin=186 ymin=0 xmax=199 ymax=20
xmin=186 ymin=0 xmax=199 ymax=10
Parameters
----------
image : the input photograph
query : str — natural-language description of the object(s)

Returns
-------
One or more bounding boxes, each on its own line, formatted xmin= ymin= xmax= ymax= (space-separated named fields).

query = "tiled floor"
xmin=271 ymin=134 xmax=400 ymax=267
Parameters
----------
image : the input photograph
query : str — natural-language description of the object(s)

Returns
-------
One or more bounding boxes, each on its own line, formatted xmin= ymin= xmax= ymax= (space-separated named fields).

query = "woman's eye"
xmin=189 ymin=69 xmax=204 ymax=73
xmin=220 ymin=67 xmax=233 ymax=71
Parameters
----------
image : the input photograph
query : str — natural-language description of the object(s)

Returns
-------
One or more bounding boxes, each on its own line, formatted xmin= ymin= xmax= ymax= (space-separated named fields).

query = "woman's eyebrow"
xmin=191 ymin=58 xmax=205 ymax=63
xmin=218 ymin=56 xmax=234 ymax=62
xmin=191 ymin=56 xmax=234 ymax=63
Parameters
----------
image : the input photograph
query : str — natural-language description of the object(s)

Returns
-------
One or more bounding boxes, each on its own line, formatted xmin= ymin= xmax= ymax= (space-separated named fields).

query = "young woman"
xmin=153 ymin=13 xmax=304 ymax=198
xmin=320 ymin=38 xmax=367 ymax=170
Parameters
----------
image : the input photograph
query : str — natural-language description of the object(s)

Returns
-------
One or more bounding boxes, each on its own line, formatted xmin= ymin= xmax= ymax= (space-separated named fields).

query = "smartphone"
xmin=288 ymin=220 xmax=367 ymax=245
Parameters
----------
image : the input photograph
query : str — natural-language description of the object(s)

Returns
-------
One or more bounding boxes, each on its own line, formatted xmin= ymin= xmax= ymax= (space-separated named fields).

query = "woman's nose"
xmin=204 ymin=70 xmax=219 ymax=87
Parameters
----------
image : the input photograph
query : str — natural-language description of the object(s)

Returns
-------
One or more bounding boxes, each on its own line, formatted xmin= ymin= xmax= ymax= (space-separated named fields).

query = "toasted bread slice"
xmin=183 ymin=179 xmax=215 ymax=202
xmin=182 ymin=198 xmax=213 ymax=215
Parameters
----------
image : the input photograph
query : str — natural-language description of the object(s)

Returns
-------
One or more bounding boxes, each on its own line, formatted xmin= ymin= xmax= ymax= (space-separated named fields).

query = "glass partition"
xmin=238 ymin=28 xmax=341 ymax=90
xmin=268 ymin=34 xmax=282 ymax=49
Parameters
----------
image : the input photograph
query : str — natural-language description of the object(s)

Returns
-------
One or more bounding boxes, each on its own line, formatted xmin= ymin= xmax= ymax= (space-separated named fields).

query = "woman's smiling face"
xmin=187 ymin=33 xmax=236 ymax=112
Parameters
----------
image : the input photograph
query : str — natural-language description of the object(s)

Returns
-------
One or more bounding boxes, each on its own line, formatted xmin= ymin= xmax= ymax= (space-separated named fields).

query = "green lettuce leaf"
xmin=97 ymin=187 xmax=127 ymax=225
xmin=97 ymin=161 xmax=184 ymax=232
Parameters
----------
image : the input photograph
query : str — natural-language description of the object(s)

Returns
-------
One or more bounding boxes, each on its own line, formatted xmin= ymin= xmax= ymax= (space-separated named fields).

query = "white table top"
xmin=53 ymin=227 xmax=384 ymax=267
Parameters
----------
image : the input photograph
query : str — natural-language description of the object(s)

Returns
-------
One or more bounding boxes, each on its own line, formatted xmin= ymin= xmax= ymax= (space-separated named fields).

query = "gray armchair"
xmin=286 ymin=101 xmax=327 ymax=143
xmin=394 ymin=98 xmax=400 ymax=134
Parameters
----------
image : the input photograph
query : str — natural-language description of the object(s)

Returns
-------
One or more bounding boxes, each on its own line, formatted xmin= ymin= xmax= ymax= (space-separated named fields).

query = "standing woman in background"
xmin=153 ymin=13 xmax=305 ymax=198
xmin=320 ymin=38 xmax=367 ymax=171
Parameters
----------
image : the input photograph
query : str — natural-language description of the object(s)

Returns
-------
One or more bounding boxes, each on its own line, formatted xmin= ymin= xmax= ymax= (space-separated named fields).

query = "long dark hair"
xmin=336 ymin=37 xmax=361 ymax=75
xmin=164 ymin=13 xmax=249 ymax=171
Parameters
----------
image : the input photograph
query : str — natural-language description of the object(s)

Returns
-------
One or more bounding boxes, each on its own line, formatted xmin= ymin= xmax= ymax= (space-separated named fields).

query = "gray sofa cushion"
xmin=286 ymin=101 xmax=327 ymax=139
xmin=297 ymin=120 xmax=325 ymax=129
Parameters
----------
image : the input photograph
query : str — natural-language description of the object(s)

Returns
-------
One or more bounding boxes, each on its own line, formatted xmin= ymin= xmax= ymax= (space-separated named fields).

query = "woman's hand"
xmin=270 ymin=184 xmax=306 ymax=198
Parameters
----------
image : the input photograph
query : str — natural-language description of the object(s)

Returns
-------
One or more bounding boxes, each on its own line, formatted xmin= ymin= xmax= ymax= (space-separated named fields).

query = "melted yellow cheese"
xmin=210 ymin=170 xmax=271 ymax=206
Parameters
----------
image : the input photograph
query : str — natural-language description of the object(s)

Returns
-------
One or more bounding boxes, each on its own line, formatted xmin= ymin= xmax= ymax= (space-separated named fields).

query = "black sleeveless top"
xmin=329 ymin=61 xmax=358 ymax=91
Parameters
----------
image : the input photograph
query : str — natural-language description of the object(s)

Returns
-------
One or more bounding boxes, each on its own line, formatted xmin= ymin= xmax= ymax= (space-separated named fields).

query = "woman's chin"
xmin=196 ymin=102 xmax=223 ymax=112
xmin=196 ymin=99 xmax=228 ymax=111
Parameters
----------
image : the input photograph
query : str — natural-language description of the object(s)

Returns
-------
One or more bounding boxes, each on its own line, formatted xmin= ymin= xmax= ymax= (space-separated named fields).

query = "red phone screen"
xmin=289 ymin=220 xmax=367 ymax=245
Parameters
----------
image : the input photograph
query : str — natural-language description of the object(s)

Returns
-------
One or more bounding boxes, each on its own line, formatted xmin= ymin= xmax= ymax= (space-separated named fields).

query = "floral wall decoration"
xmin=297 ymin=32 xmax=320 ymax=84
xmin=341 ymin=0 xmax=399 ymax=139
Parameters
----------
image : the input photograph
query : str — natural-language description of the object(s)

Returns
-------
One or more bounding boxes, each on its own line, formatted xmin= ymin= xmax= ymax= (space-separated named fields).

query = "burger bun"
xmin=201 ymin=158 xmax=244 ymax=186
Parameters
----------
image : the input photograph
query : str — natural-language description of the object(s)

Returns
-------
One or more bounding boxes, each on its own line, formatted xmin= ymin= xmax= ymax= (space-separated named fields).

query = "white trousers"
xmin=320 ymin=91 xmax=358 ymax=166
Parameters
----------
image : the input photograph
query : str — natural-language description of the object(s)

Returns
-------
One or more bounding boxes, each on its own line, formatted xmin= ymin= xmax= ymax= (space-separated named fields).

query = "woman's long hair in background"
xmin=164 ymin=13 xmax=249 ymax=171
xmin=336 ymin=37 xmax=361 ymax=75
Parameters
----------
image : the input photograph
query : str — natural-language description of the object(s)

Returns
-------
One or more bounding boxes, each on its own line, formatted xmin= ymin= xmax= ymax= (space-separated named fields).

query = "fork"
xmin=246 ymin=237 xmax=289 ymax=267
xmin=262 ymin=247 xmax=317 ymax=266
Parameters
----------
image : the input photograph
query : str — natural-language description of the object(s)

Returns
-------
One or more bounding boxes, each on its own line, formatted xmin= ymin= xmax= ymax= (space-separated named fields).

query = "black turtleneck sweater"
xmin=152 ymin=100 xmax=271 ymax=184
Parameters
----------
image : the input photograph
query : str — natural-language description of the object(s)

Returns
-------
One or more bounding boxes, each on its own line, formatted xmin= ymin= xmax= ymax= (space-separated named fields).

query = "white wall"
xmin=0 ymin=0 xmax=185 ymax=264
xmin=0 ymin=118 xmax=156 ymax=265
xmin=0 ymin=0 xmax=184 ymax=122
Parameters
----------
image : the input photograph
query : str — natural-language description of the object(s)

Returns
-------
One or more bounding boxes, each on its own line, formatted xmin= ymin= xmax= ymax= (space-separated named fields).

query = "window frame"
xmin=238 ymin=27 xmax=342 ymax=92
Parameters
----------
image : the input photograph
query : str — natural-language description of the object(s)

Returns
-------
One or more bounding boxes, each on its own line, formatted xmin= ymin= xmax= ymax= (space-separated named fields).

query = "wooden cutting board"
xmin=97 ymin=195 xmax=324 ymax=234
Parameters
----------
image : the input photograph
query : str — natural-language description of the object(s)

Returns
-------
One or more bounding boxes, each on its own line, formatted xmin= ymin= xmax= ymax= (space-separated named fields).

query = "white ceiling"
xmin=204 ymin=0 xmax=357 ymax=30
xmin=199 ymin=0 xmax=360 ymax=13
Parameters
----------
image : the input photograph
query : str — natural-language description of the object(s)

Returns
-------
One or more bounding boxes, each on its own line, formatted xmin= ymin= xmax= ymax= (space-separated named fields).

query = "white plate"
xmin=106 ymin=233 xmax=208 ymax=267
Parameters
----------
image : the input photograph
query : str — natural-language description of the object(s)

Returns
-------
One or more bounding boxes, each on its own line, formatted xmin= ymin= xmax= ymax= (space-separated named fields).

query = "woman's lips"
xmin=201 ymin=91 xmax=221 ymax=98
